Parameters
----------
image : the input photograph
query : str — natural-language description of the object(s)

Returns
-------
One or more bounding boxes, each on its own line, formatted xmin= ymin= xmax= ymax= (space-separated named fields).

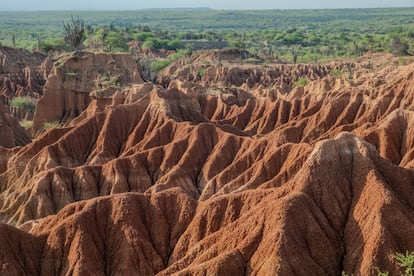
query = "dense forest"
xmin=0 ymin=8 xmax=413 ymax=68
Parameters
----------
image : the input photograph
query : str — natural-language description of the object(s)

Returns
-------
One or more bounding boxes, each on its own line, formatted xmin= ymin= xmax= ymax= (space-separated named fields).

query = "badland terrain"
xmin=0 ymin=8 xmax=414 ymax=276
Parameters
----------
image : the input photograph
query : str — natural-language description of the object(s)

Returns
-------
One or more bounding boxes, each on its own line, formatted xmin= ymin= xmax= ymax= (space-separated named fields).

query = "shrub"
xmin=150 ymin=59 xmax=171 ymax=74
xmin=104 ymin=31 xmax=128 ymax=52
xmin=39 ymin=38 xmax=67 ymax=53
xmin=43 ymin=120 xmax=62 ymax=130
xmin=10 ymin=97 xmax=36 ymax=112
xmin=142 ymin=40 xmax=155 ymax=49
xmin=20 ymin=120 xmax=33 ymax=129
xmin=332 ymin=69 xmax=343 ymax=78
xmin=167 ymin=51 xmax=185 ymax=63
xmin=98 ymin=73 xmax=122 ymax=88
xmin=198 ymin=68 xmax=206 ymax=78
xmin=361 ymin=251 xmax=414 ymax=276
xmin=166 ymin=39 xmax=184 ymax=50
xmin=399 ymin=57 xmax=409 ymax=66
xmin=375 ymin=268 xmax=389 ymax=276
xmin=294 ymin=77 xmax=308 ymax=87
xmin=134 ymin=32 xmax=154 ymax=42
xmin=394 ymin=251 xmax=414 ymax=276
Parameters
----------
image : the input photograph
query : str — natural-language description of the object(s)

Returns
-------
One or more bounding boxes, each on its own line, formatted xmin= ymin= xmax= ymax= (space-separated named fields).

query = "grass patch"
xmin=198 ymin=68 xmax=206 ymax=78
xmin=294 ymin=77 xmax=308 ymax=87
xmin=65 ymin=72 xmax=78 ymax=77
xmin=332 ymin=69 xmax=343 ymax=78
xmin=43 ymin=120 xmax=62 ymax=130
xmin=20 ymin=120 xmax=33 ymax=129
xmin=98 ymin=72 xmax=122 ymax=88
xmin=399 ymin=57 xmax=410 ymax=66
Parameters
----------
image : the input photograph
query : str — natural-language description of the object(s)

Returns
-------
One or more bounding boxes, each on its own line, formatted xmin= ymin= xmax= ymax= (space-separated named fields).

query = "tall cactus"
xmin=63 ymin=16 xmax=85 ymax=51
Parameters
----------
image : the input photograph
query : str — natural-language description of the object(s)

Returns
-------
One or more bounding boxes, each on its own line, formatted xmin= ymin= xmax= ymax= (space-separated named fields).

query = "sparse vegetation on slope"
xmin=42 ymin=120 xmax=62 ymax=130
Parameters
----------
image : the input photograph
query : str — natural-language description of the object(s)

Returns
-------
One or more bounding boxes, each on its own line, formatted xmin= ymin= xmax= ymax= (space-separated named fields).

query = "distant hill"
xmin=141 ymin=7 xmax=213 ymax=11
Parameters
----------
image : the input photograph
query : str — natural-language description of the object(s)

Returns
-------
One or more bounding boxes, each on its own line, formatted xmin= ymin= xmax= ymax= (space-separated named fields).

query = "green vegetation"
xmin=375 ymin=268 xmax=389 ymax=276
xmin=294 ymin=77 xmax=308 ymax=87
xmin=332 ymin=69 xmax=344 ymax=78
xmin=0 ymin=8 xmax=413 ymax=63
xmin=198 ymin=68 xmax=206 ymax=78
xmin=394 ymin=251 xmax=414 ymax=276
xmin=343 ymin=251 xmax=414 ymax=276
xmin=150 ymin=59 xmax=171 ymax=74
xmin=39 ymin=38 xmax=67 ymax=53
xmin=65 ymin=72 xmax=78 ymax=77
xmin=104 ymin=31 xmax=128 ymax=52
xmin=42 ymin=120 xmax=62 ymax=130
xmin=149 ymin=49 xmax=191 ymax=76
xmin=10 ymin=97 xmax=36 ymax=112
xmin=20 ymin=120 xmax=33 ymax=129
xmin=98 ymin=72 xmax=122 ymax=88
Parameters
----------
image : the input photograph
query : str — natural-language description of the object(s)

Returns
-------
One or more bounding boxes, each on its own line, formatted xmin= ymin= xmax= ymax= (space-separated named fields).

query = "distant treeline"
xmin=0 ymin=8 xmax=413 ymax=64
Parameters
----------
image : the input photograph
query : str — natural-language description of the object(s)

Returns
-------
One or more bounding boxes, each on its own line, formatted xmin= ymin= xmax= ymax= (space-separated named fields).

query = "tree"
xmin=104 ymin=31 xmax=128 ymax=52
xmin=134 ymin=32 xmax=154 ymax=42
xmin=230 ymin=38 xmax=247 ymax=62
xmin=39 ymin=38 xmax=67 ymax=53
xmin=142 ymin=39 xmax=155 ymax=49
xmin=142 ymin=25 xmax=151 ymax=32
xmin=166 ymin=39 xmax=183 ymax=50
xmin=63 ymin=16 xmax=85 ymax=51
xmin=230 ymin=38 xmax=246 ymax=50
xmin=389 ymin=35 xmax=409 ymax=56
xmin=10 ymin=97 xmax=36 ymax=113
xmin=291 ymin=48 xmax=298 ymax=64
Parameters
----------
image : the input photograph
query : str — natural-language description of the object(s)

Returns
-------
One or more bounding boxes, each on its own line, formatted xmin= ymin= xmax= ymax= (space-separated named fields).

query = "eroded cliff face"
xmin=32 ymin=51 xmax=143 ymax=133
xmin=1 ymin=51 xmax=414 ymax=275
xmin=0 ymin=101 xmax=30 ymax=148
xmin=0 ymin=46 xmax=46 ymax=98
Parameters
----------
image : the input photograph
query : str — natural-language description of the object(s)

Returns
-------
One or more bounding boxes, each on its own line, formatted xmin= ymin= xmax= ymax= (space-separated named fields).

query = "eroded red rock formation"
xmin=1 ymin=52 xmax=414 ymax=275
xmin=32 ymin=51 xmax=143 ymax=133
xmin=0 ymin=46 xmax=46 ymax=98
xmin=0 ymin=101 xmax=30 ymax=148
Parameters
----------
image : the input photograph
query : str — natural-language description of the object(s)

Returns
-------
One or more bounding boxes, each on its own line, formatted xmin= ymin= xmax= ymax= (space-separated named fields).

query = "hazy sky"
xmin=1 ymin=0 xmax=413 ymax=10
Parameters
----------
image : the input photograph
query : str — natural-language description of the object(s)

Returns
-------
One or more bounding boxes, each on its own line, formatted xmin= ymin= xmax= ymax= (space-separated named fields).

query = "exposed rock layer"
xmin=0 ymin=46 xmax=46 ymax=98
xmin=32 ymin=51 xmax=143 ymax=132
xmin=0 ymin=52 xmax=414 ymax=275
xmin=0 ymin=101 xmax=30 ymax=148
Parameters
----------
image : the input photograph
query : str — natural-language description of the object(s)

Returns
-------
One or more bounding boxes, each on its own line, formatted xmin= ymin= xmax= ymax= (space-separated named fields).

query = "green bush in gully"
xmin=342 ymin=251 xmax=414 ymax=276
xmin=42 ymin=120 xmax=62 ymax=130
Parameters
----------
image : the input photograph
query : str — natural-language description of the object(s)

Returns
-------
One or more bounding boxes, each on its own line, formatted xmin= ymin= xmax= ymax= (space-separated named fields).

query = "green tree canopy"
xmin=105 ymin=31 xmax=128 ymax=52
xmin=39 ymin=38 xmax=67 ymax=53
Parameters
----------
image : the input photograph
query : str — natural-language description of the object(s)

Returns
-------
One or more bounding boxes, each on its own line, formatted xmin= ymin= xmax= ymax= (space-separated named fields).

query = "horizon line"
xmin=1 ymin=6 xmax=414 ymax=12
